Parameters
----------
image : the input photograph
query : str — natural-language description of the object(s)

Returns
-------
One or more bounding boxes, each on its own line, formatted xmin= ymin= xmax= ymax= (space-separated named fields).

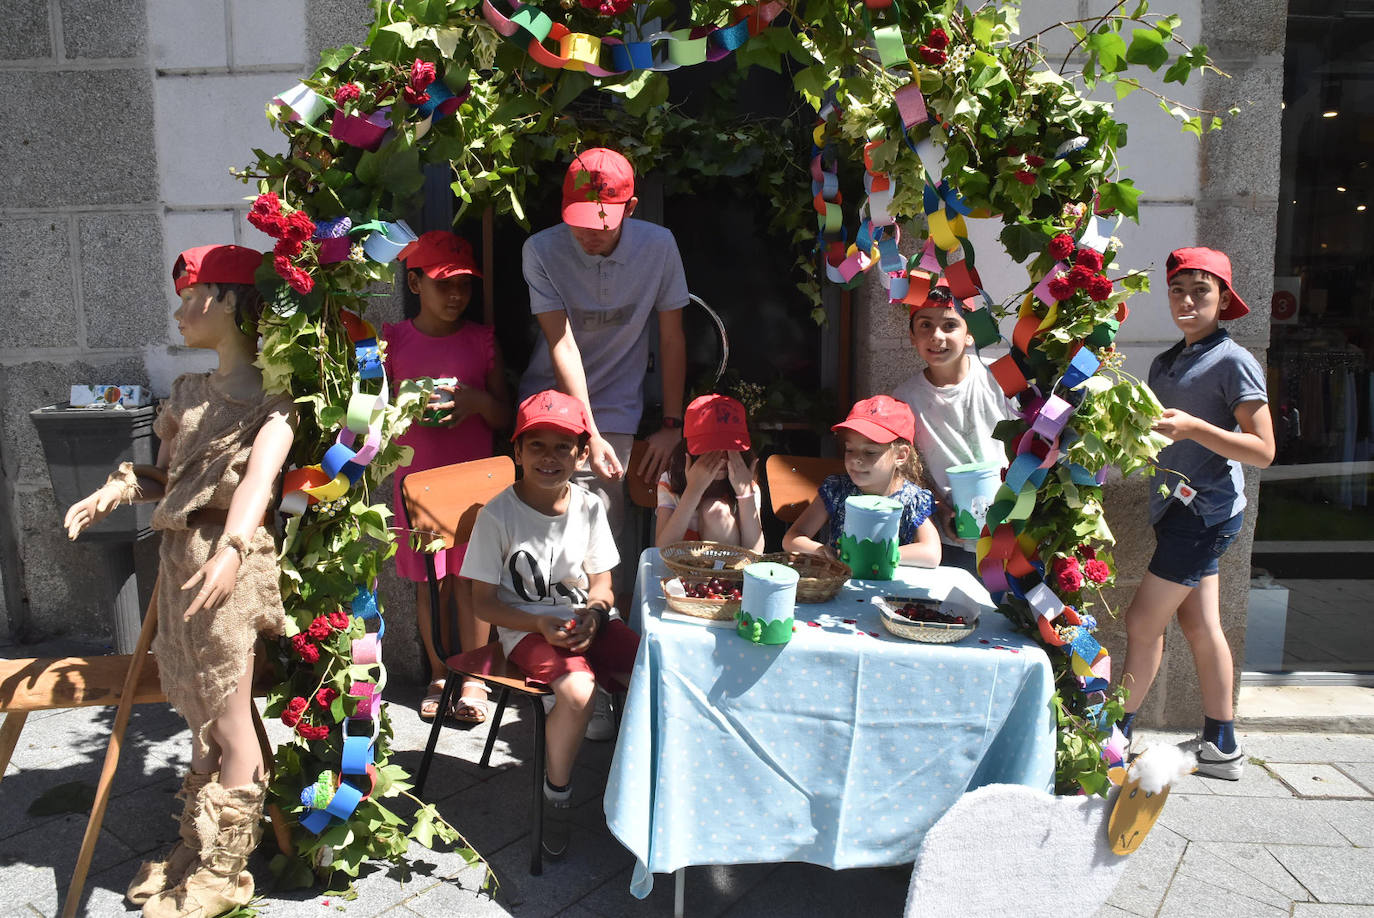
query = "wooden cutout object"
xmin=1107 ymin=775 xmax=1171 ymax=855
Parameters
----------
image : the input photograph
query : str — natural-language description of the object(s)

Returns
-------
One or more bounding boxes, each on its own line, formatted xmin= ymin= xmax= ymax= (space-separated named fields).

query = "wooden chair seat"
xmin=764 ymin=454 xmax=845 ymax=524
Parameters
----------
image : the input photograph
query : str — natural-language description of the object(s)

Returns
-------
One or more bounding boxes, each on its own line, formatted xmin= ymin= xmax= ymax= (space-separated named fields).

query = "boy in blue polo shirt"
xmin=1118 ymin=247 xmax=1275 ymax=779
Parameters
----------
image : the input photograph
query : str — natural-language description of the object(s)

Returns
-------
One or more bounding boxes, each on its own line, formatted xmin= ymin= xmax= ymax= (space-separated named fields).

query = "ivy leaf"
xmin=318 ymin=45 xmax=358 ymax=72
xmin=1125 ymin=28 xmax=1169 ymax=70
xmin=1085 ymin=30 xmax=1128 ymax=73
xmin=1097 ymin=180 xmax=1141 ymax=219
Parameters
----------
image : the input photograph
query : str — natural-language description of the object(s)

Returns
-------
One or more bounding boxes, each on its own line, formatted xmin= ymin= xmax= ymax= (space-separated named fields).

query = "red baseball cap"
xmin=397 ymin=231 xmax=481 ymax=279
xmin=684 ymin=394 xmax=751 ymax=455
xmin=173 ymin=245 xmax=262 ymax=293
xmin=562 ymin=148 xmax=635 ymax=231
xmin=832 ymin=395 xmax=916 ymax=444
xmin=512 ymin=390 xmax=591 ymax=440
xmin=1166 ymin=247 xmax=1249 ymax=319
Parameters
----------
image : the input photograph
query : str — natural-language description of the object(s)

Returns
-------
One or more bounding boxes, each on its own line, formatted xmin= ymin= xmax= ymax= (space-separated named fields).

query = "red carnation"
xmin=402 ymin=85 xmax=430 ymax=106
xmin=1048 ymin=233 xmax=1075 ymax=260
xmin=249 ymin=192 xmax=280 ymax=219
xmin=274 ymin=237 xmax=303 ymax=258
xmin=328 ymin=610 xmax=350 ymax=631
xmin=333 ymin=83 xmax=360 ymax=103
xmin=291 ymin=634 xmax=321 ymax=663
xmin=297 ymin=723 xmax=330 ymax=741
xmin=307 ymin=616 xmax=332 ymax=641
xmin=280 ymin=210 xmax=315 ymax=244
xmin=286 ymin=267 xmax=314 ymax=295
xmin=927 ymin=27 xmax=950 ymax=50
xmin=316 ymin=687 xmax=340 ymax=708
xmin=1078 ymin=544 xmax=1097 ymax=560
xmin=1087 ymin=274 xmax=1114 ymax=301
xmin=1067 ymin=264 xmax=1094 ymax=289
xmin=281 ymin=709 xmax=301 ymax=728
xmin=1005 ymin=144 xmax=1021 ymax=157
xmin=247 ymin=193 xmax=285 ymax=237
xmin=1048 ymin=275 xmax=1076 ymax=301
xmin=286 ymin=695 xmax=309 ymax=715
xmin=1014 ymin=170 xmax=1037 ymax=186
xmin=1026 ymin=154 xmax=1045 ymax=167
xmin=1084 ymin=559 xmax=1111 ymax=584
xmin=918 ymin=45 xmax=947 ymax=66
xmin=273 ymin=255 xmax=293 ymax=278
xmin=409 ymin=59 xmax=436 ymax=92
xmin=1075 ymin=248 xmax=1104 ymax=271
xmin=1053 ymin=557 xmax=1084 ymax=593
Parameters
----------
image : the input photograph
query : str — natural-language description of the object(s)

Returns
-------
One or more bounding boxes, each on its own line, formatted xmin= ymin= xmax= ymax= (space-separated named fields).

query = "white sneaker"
xmin=1194 ymin=740 xmax=1245 ymax=780
xmin=585 ymin=689 xmax=616 ymax=741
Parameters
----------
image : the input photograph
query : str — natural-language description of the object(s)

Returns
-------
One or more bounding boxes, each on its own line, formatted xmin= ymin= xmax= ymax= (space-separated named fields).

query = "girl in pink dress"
xmin=386 ymin=231 xmax=511 ymax=722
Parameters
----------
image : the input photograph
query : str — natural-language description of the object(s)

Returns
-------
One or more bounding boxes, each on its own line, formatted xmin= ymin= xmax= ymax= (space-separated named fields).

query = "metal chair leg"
xmin=530 ymin=694 xmax=546 ymax=876
xmin=416 ymin=676 xmax=459 ymax=795
xmin=479 ymin=686 xmax=511 ymax=768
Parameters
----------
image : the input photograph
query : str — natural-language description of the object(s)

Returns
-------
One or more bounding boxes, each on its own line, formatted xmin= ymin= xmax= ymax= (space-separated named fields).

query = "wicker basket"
xmin=760 ymin=552 xmax=851 ymax=603
xmin=661 ymin=577 xmax=741 ymax=621
xmin=873 ymin=596 xmax=977 ymax=644
xmin=661 ymin=541 xmax=761 ymax=584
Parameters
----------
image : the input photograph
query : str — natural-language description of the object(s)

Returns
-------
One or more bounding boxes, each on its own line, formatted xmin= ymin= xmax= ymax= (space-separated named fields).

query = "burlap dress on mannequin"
xmin=151 ymin=373 xmax=289 ymax=756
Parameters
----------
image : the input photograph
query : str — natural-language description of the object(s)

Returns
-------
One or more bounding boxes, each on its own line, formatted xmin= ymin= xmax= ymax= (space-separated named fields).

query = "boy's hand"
xmin=537 ymin=614 xmax=580 ymax=649
xmin=1151 ymin=408 xmax=1195 ymax=442
xmin=566 ymin=610 xmax=598 ymax=653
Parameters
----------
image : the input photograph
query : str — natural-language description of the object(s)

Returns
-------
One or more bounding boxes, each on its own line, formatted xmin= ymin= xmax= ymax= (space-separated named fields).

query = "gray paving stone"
xmin=0 ymin=818 xmax=136 ymax=916
xmin=1268 ymin=846 xmax=1374 ymax=905
xmin=717 ymin=860 xmax=910 ymax=918
xmin=1246 ymin=734 xmax=1374 ymax=765
xmin=1156 ymin=871 xmax=1292 ymax=917
xmin=0 ymin=1 xmax=52 ymax=59
xmin=0 ymin=748 xmax=178 ymax=844
xmin=78 ymin=212 xmax=168 ymax=350
xmin=1293 ymin=906 xmax=1374 ymax=917
xmin=1305 ymin=799 xmax=1374 ymax=848
xmin=0 ymin=216 xmax=75 ymax=350
xmin=1204 ymin=761 xmax=1295 ymax=797
xmin=58 ymin=0 xmax=147 ymax=59
xmin=569 ymin=862 xmax=778 ymax=918
xmin=1337 ymin=762 xmax=1374 ymax=795
xmin=1159 ymin=794 xmax=1355 ymax=846
xmin=1092 ymin=907 xmax=1140 ymax=918
xmin=1105 ymin=822 xmax=1187 ymax=916
xmin=1183 ymin=842 xmax=1312 ymax=906
xmin=1270 ymin=763 xmax=1372 ymax=799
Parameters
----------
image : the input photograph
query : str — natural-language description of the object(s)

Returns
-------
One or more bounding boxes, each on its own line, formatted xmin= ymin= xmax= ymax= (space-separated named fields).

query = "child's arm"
xmin=563 ymin=570 xmax=614 ymax=654
xmin=782 ymin=496 xmax=835 ymax=559
xmin=471 ymin=579 xmax=581 ymax=649
xmin=1152 ymin=400 xmax=1275 ymax=469
xmin=535 ymin=310 xmax=622 ymax=480
xmin=898 ymin=517 xmax=941 ymax=569
xmin=181 ymin=406 xmax=296 ymax=619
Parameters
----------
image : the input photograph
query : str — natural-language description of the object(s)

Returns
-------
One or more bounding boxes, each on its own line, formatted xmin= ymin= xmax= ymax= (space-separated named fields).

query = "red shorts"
xmin=508 ymin=619 xmax=640 ymax=692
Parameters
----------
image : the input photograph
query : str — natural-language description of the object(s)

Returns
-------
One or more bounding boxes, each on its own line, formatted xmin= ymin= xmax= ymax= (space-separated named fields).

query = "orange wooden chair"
xmin=400 ymin=456 xmax=556 ymax=875
xmin=763 ymin=454 xmax=844 ymax=524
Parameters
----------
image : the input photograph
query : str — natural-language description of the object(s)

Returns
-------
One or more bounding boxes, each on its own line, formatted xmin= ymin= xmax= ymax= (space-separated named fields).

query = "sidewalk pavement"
xmin=3 ymin=640 xmax=1373 ymax=917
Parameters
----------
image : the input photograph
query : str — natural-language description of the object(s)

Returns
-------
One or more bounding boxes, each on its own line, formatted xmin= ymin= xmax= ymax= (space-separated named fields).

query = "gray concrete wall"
xmin=851 ymin=0 xmax=1283 ymax=728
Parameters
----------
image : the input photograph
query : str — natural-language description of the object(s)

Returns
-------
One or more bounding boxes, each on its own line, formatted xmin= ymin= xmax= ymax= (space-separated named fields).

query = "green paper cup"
xmin=946 ymin=460 xmax=1002 ymax=539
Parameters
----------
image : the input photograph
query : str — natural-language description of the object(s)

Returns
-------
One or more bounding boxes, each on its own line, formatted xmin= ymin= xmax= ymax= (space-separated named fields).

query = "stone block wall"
xmin=850 ymin=0 xmax=1284 ymax=728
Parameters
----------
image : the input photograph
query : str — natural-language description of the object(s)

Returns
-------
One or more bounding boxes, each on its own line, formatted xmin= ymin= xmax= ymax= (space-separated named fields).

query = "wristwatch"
xmin=661 ymin=416 xmax=683 ymax=429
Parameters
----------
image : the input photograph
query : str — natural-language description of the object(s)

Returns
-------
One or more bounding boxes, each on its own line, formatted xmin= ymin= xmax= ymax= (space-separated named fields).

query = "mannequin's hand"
xmin=181 ymin=549 xmax=242 ymax=620
xmin=64 ymin=484 xmax=122 ymax=540
xmin=726 ymin=452 xmax=757 ymax=498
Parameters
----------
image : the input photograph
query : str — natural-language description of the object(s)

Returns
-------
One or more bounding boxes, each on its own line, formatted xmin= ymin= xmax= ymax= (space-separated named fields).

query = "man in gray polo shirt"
xmin=519 ymin=148 xmax=689 ymax=590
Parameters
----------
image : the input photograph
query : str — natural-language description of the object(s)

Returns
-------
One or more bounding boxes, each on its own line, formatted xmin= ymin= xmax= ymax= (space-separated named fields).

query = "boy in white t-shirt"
xmin=891 ymin=286 xmax=1017 ymax=572
xmin=461 ymin=389 xmax=640 ymax=858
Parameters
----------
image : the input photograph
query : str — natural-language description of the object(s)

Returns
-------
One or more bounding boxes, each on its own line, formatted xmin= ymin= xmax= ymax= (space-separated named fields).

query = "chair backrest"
xmin=627 ymin=440 xmax=658 ymax=510
xmin=764 ymin=454 xmax=844 ymax=524
xmin=400 ymin=455 xmax=516 ymax=549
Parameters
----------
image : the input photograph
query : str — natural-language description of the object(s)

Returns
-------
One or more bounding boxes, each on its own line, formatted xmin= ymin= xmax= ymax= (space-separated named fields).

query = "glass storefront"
xmin=1249 ymin=0 xmax=1374 ymax=680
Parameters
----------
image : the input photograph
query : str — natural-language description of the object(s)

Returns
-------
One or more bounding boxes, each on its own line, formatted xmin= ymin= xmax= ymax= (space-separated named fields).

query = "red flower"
xmin=307 ymin=616 xmax=332 ymax=641
xmin=297 ymin=723 xmax=330 ymax=741
xmin=281 ymin=709 xmax=301 ymax=728
xmin=1075 ymin=248 xmax=1104 ymax=271
xmin=249 ymin=192 xmax=280 ymax=219
xmin=1077 ymin=544 xmax=1097 ymax=560
xmin=1005 ymin=144 xmax=1021 ymax=157
xmin=1053 ymin=557 xmax=1084 ymax=593
xmin=1048 ymin=275 xmax=1076 ymax=301
xmin=1013 ymin=170 xmax=1036 ymax=186
xmin=285 ymin=267 xmax=314 ymax=295
xmin=1048 ymin=233 xmax=1074 ymax=260
xmin=1084 ymin=559 xmax=1111 ymax=584
xmin=333 ymin=83 xmax=360 ymax=103
xmin=286 ymin=695 xmax=309 ymax=715
xmin=1067 ymin=265 xmax=1094 ymax=289
xmin=316 ymin=687 xmax=340 ymax=708
xmin=927 ymin=27 xmax=950 ymax=50
xmin=247 ymin=193 xmax=285 ymax=236
xmin=402 ymin=85 xmax=430 ymax=106
xmin=328 ymin=610 xmax=350 ymax=631
xmin=273 ymin=238 xmax=303 ymax=258
xmin=409 ymin=59 xmax=436 ymax=92
xmin=1087 ymin=274 xmax=1114 ymax=301
xmin=291 ymin=634 xmax=320 ymax=663
xmin=281 ymin=210 xmax=315 ymax=244
xmin=918 ymin=45 xmax=947 ymax=66
xmin=1026 ymin=154 xmax=1045 ymax=167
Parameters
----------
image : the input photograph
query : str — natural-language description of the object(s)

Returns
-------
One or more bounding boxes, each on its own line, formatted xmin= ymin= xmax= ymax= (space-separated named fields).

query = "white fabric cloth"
xmin=891 ymin=356 xmax=1017 ymax=547
xmin=460 ymin=483 xmax=621 ymax=655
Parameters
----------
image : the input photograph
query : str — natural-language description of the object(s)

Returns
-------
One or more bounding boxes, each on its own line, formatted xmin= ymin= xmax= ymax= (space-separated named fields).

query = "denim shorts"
xmin=1148 ymin=503 xmax=1244 ymax=588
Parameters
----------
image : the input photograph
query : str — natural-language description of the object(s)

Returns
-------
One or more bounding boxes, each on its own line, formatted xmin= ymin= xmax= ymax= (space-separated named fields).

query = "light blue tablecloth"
xmin=604 ymin=550 xmax=1056 ymax=898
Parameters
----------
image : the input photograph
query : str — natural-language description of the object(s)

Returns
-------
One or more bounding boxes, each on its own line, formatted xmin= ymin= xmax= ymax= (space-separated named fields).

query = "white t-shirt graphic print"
xmin=460 ymin=483 xmax=621 ymax=656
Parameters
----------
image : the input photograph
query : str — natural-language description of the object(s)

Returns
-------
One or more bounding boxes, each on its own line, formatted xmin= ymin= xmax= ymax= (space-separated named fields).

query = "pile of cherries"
xmin=893 ymin=601 xmax=966 ymax=625
xmin=684 ymin=577 xmax=743 ymax=601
